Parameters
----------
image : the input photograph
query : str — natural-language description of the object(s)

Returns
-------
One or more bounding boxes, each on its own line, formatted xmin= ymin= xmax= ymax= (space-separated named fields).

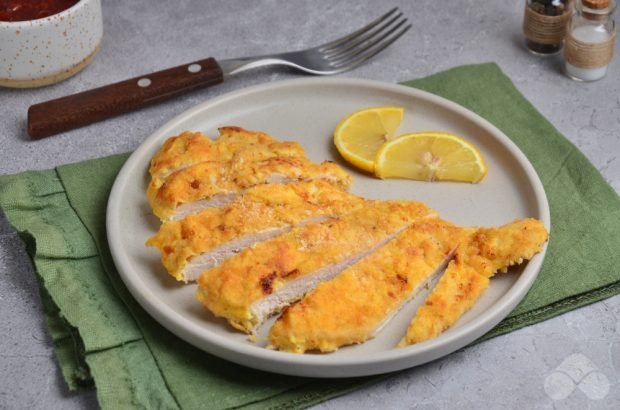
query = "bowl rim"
xmin=0 ymin=0 xmax=96 ymax=26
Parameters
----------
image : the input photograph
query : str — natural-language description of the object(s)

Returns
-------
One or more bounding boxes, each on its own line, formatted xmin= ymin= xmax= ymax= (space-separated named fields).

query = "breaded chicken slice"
xmin=215 ymin=126 xmax=305 ymax=160
xmin=150 ymin=155 xmax=352 ymax=221
xmin=268 ymin=219 xmax=548 ymax=353
xmin=149 ymin=127 xmax=305 ymax=183
xmin=147 ymin=127 xmax=308 ymax=217
xmin=149 ymin=131 xmax=216 ymax=185
xmin=146 ymin=181 xmax=365 ymax=282
xmin=196 ymin=201 xmax=437 ymax=333
xmin=268 ymin=219 xmax=463 ymax=353
xmin=400 ymin=218 xmax=548 ymax=345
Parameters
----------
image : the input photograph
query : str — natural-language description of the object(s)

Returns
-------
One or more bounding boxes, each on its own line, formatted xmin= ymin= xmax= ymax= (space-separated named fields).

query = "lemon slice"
xmin=333 ymin=106 xmax=404 ymax=172
xmin=374 ymin=131 xmax=488 ymax=183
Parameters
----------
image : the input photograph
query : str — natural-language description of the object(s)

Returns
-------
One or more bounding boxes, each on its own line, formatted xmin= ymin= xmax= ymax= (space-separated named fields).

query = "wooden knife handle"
xmin=27 ymin=57 xmax=224 ymax=139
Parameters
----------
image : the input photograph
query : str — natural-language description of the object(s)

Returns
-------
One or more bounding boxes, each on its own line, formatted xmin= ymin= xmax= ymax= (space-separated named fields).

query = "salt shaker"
xmin=523 ymin=0 xmax=573 ymax=55
xmin=565 ymin=0 xmax=616 ymax=81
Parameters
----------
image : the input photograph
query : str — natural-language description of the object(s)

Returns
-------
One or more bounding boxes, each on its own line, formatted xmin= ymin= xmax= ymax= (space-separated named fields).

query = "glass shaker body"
xmin=565 ymin=0 xmax=616 ymax=81
xmin=524 ymin=0 xmax=573 ymax=55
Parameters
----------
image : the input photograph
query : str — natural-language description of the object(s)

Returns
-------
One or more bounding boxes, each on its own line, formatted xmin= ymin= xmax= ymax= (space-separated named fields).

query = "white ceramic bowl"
xmin=0 ymin=0 xmax=102 ymax=88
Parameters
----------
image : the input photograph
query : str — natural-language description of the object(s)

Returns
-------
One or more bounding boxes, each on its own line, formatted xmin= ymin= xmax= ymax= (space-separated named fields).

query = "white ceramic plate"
xmin=107 ymin=78 xmax=550 ymax=377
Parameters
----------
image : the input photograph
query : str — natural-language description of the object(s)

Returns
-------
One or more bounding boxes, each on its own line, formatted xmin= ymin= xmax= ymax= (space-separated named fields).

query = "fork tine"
xmin=327 ymin=17 xmax=410 ymax=67
xmin=318 ymin=7 xmax=400 ymax=52
xmin=325 ymin=16 xmax=408 ymax=64
xmin=329 ymin=23 xmax=412 ymax=70
xmin=322 ymin=11 xmax=404 ymax=59
xmin=219 ymin=8 xmax=410 ymax=77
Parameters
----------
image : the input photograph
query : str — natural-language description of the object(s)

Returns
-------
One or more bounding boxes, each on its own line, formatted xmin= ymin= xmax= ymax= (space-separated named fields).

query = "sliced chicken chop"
xmin=146 ymin=181 xmax=365 ymax=282
xmin=149 ymin=155 xmax=352 ymax=221
xmin=196 ymin=201 xmax=438 ymax=334
xmin=147 ymin=127 xmax=308 ymax=214
xmin=400 ymin=218 xmax=548 ymax=345
xmin=267 ymin=219 xmax=464 ymax=353
xmin=268 ymin=218 xmax=548 ymax=353
xmin=147 ymin=127 xmax=307 ymax=217
xmin=149 ymin=130 xmax=215 ymax=185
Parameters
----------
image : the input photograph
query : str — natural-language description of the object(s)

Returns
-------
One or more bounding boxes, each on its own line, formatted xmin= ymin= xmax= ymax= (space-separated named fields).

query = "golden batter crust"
xmin=268 ymin=219 xmax=547 ymax=352
xmin=146 ymin=180 xmax=365 ymax=281
xmin=150 ymin=156 xmax=352 ymax=220
xmin=147 ymin=127 xmax=317 ymax=220
xmin=268 ymin=219 xmax=463 ymax=353
xmin=196 ymin=201 xmax=437 ymax=333
xmin=400 ymin=218 xmax=548 ymax=345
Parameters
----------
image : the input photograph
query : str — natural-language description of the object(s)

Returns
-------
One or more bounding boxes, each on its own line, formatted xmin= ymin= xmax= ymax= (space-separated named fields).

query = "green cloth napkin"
xmin=1 ymin=63 xmax=619 ymax=409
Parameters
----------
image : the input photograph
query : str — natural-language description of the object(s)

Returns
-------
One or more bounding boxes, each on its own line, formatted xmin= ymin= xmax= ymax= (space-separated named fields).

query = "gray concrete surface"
xmin=1 ymin=1 xmax=619 ymax=409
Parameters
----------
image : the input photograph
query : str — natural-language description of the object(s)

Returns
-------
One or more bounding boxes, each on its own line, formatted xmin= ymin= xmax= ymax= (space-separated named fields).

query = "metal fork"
xmin=28 ymin=8 xmax=411 ymax=139
xmin=220 ymin=8 xmax=410 ymax=76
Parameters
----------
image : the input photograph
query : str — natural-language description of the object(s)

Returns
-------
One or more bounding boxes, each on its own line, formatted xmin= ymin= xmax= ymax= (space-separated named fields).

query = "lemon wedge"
xmin=374 ymin=131 xmax=488 ymax=183
xmin=333 ymin=106 xmax=404 ymax=172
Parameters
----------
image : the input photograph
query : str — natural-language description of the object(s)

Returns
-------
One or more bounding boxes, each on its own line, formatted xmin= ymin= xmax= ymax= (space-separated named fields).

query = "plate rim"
xmin=106 ymin=77 xmax=550 ymax=377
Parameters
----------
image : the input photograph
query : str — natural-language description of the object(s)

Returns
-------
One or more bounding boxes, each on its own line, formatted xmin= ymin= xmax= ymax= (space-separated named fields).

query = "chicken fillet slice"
xmin=147 ymin=127 xmax=309 ymax=218
xmin=268 ymin=219 xmax=463 ymax=353
xmin=150 ymin=155 xmax=352 ymax=221
xmin=400 ymin=218 xmax=548 ymax=345
xmin=146 ymin=181 xmax=365 ymax=282
xmin=196 ymin=201 xmax=437 ymax=333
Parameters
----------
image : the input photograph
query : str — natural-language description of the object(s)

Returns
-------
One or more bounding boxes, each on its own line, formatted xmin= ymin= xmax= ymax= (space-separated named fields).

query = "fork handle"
xmin=27 ymin=57 xmax=224 ymax=139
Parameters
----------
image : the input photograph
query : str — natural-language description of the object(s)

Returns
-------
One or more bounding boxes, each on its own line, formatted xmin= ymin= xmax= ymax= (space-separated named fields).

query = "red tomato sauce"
xmin=0 ymin=0 xmax=79 ymax=22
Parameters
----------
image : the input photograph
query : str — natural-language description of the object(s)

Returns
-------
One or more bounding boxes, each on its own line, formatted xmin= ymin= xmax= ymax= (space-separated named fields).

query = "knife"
xmin=27 ymin=57 xmax=224 ymax=139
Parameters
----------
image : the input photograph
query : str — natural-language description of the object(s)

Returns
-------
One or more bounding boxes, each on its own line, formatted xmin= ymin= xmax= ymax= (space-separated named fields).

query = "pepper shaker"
xmin=523 ymin=0 xmax=573 ymax=54
xmin=565 ymin=0 xmax=616 ymax=81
